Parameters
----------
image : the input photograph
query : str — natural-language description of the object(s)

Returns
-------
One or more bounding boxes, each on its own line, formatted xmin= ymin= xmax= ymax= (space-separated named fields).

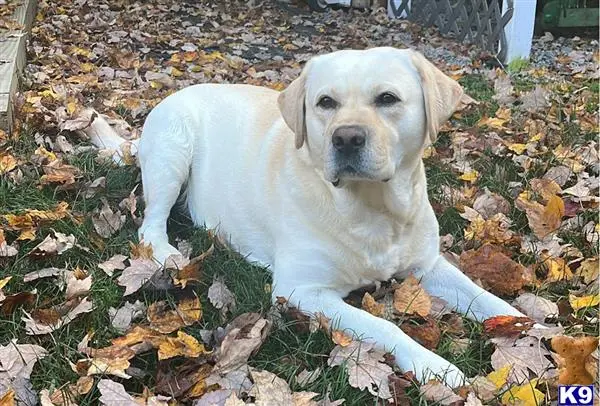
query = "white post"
xmin=501 ymin=0 xmax=537 ymax=63
xmin=387 ymin=0 xmax=411 ymax=18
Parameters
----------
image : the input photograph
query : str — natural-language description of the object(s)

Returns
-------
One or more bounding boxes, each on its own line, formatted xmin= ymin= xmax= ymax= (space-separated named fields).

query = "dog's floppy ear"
xmin=278 ymin=67 xmax=308 ymax=149
xmin=410 ymin=50 xmax=465 ymax=144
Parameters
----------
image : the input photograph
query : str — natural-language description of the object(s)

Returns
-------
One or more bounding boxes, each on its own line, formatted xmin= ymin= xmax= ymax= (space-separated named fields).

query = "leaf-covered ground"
xmin=0 ymin=0 xmax=598 ymax=405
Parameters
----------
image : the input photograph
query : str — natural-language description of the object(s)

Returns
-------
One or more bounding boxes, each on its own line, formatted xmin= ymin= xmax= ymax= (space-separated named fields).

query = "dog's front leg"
xmin=415 ymin=255 xmax=526 ymax=321
xmin=275 ymin=284 xmax=466 ymax=388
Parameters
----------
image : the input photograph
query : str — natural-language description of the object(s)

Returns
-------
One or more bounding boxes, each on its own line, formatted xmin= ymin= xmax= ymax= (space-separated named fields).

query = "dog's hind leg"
xmin=137 ymin=110 xmax=194 ymax=266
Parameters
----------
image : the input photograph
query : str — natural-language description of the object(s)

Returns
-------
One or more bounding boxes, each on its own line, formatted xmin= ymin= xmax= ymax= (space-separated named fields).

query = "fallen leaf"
xmin=486 ymin=364 xmax=511 ymax=389
xmin=491 ymin=336 xmax=554 ymax=383
xmin=540 ymin=253 xmax=574 ymax=282
xmin=399 ymin=317 xmax=441 ymax=350
xmin=173 ymin=244 xmax=214 ymax=288
xmin=39 ymin=160 xmax=82 ymax=186
xmin=516 ymin=193 xmax=564 ymax=239
xmin=513 ymin=293 xmax=558 ymax=323
xmin=29 ymin=232 xmax=76 ymax=257
xmin=472 ymin=188 xmax=510 ymax=219
xmin=65 ymin=269 xmax=92 ymax=299
xmin=98 ymin=254 xmax=128 ymax=277
xmin=98 ymin=379 xmax=137 ymax=405
xmin=393 ymin=275 xmax=431 ymax=317
xmin=328 ymin=340 xmax=392 ymax=399
xmin=419 ymin=380 xmax=463 ymax=405
xmin=92 ymin=200 xmax=126 ymax=238
xmin=117 ymin=258 xmax=160 ymax=296
xmin=0 ymin=291 xmax=37 ymax=316
xmin=331 ymin=330 xmax=353 ymax=347
xmin=78 ymin=345 xmax=135 ymax=379
xmin=460 ymin=244 xmax=527 ymax=295
xmin=23 ymin=297 xmax=93 ymax=335
xmin=108 ymin=300 xmax=146 ymax=333
xmin=22 ymin=267 xmax=65 ymax=282
xmin=212 ymin=314 xmax=270 ymax=375
xmin=361 ymin=292 xmax=384 ymax=317
xmin=207 ymin=276 xmax=236 ymax=316
xmin=520 ymin=86 xmax=551 ymax=113
xmin=148 ymin=296 xmax=202 ymax=334
xmin=0 ymin=340 xmax=48 ymax=381
xmin=157 ymin=331 xmax=209 ymax=360
xmin=130 ymin=241 xmax=154 ymax=260
xmin=83 ymin=177 xmax=106 ymax=198
xmin=464 ymin=392 xmax=483 ymax=406
xmin=568 ymin=294 xmax=599 ymax=311
xmin=483 ymin=316 xmax=535 ymax=337
xmin=501 ymin=379 xmax=545 ymax=405
xmin=576 ymin=258 xmax=598 ymax=284
xmin=295 ymin=368 xmax=322 ymax=387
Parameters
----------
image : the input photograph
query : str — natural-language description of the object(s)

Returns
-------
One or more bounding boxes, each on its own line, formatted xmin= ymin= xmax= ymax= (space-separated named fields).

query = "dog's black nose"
xmin=332 ymin=126 xmax=366 ymax=155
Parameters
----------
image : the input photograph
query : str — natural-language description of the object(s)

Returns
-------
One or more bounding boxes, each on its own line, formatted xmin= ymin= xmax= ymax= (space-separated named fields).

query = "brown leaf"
xmin=108 ymin=300 xmax=146 ymax=333
xmin=39 ymin=160 xmax=82 ymax=186
xmin=92 ymin=200 xmax=126 ymax=238
xmin=551 ymin=335 xmax=599 ymax=385
xmin=173 ymin=245 xmax=214 ymax=288
xmin=516 ymin=193 xmax=564 ymax=239
xmin=147 ymin=296 xmax=202 ymax=334
xmin=399 ymin=317 xmax=441 ymax=350
xmin=328 ymin=340 xmax=392 ymax=399
xmin=491 ymin=336 xmax=554 ymax=383
xmin=513 ymin=293 xmax=558 ymax=323
xmin=156 ymin=360 xmax=213 ymax=399
xmin=65 ymin=268 xmax=92 ymax=299
xmin=0 ymin=340 xmax=48 ymax=380
xmin=130 ymin=241 xmax=154 ymax=260
xmin=0 ymin=291 xmax=37 ymax=316
xmin=98 ymin=254 xmax=128 ymax=277
xmin=419 ymin=380 xmax=463 ymax=405
xmin=361 ymin=292 xmax=384 ymax=317
xmin=483 ymin=315 xmax=535 ymax=337
xmin=472 ymin=188 xmax=510 ymax=219
xmin=393 ymin=275 xmax=431 ymax=317
xmin=29 ymin=232 xmax=76 ymax=257
xmin=459 ymin=244 xmax=526 ymax=295
xmin=212 ymin=314 xmax=271 ymax=375
xmin=207 ymin=276 xmax=235 ymax=316
xmin=117 ymin=258 xmax=160 ymax=296
xmin=22 ymin=297 xmax=93 ymax=335
xmin=331 ymin=330 xmax=353 ymax=347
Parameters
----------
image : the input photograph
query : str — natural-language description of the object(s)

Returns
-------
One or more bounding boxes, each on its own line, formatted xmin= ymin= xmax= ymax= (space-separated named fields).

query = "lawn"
xmin=0 ymin=0 xmax=598 ymax=405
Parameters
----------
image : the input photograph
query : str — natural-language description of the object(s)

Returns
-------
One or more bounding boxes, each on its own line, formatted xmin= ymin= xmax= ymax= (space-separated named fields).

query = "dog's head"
xmin=278 ymin=47 xmax=466 ymax=186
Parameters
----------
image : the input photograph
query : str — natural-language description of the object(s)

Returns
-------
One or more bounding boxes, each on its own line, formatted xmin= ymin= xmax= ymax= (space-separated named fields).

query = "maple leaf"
xmin=98 ymin=254 xmax=128 ymax=277
xmin=483 ymin=315 xmax=535 ymax=337
xmin=207 ymin=276 xmax=236 ymax=316
xmin=22 ymin=297 xmax=93 ymax=335
xmin=77 ymin=345 xmax=136 ymax=379
xmin=157 ymin=331 xmax=209 ymax=360
xmin=39 ymin=160 xmax=82 ymax=186
xmin=419 ymin=380 xmax=463 ymax=405
xmin=92 ymin=200 xmax=126 ymax=238
xmin=328 ymin=340 xmax=392 ymax=399
xmin=399 ymin=317 xmax=442 ymax=350
xmin=393 ymin=275 xmax=432 ymax=317
xmin=108 ymin=300 xmax=146 ymax=333
xmin=117 ymin=258 xmax=160 ymax=296
xmin=147 ymin=296 xmax=202 ymax=334
xmin=490 ymin=336 xmax=554 ymax=383
xmin=459 ymin=244 xmax=527 ymax=295
xmin=361 ymin=292 xmax=384 ymax=317
xmin=516 ymin=192 xmax=564 ymax=239
xmin=513 ymin=293 xmax=558 ymax=323
xmin=212 ymin=314 xmax=271 ymax=375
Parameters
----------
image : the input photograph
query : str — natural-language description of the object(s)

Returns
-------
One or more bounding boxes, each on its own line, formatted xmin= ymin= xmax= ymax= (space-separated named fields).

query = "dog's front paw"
xmin=412 ymin=354 xmax=466 ymax=388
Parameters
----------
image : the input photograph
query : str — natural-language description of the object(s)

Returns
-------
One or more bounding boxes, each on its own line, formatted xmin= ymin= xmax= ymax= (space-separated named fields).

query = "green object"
xmin=539 ymin=0 xmax=599 ymax=29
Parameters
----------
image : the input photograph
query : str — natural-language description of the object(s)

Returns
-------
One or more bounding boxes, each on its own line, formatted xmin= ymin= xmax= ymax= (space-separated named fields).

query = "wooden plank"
xmin=0 ymin=0 xmax=38 ymax=133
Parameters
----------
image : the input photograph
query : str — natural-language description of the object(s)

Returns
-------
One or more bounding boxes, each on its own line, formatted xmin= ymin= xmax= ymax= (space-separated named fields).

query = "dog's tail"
xmin=81 ymin=109 xmax=140 ymax=166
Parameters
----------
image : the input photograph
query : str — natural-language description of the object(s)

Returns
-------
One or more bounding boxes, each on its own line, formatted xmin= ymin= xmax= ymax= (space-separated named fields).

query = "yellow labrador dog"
xmin=90 ymin=47 xmax=527 ymax=387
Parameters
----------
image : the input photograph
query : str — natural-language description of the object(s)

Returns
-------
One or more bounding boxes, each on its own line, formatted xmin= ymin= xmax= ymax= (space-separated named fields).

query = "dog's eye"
xmin=375 ymin=92 xmax=400 ymax=106
xmin=317 ymin=96 xmax=338 ymax=110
